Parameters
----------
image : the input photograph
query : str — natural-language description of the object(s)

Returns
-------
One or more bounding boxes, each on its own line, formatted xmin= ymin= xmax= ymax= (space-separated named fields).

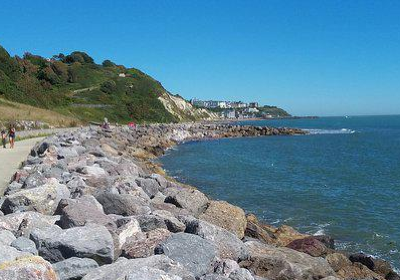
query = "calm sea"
xmin=160 ymin=115 xmax=400 ymax=269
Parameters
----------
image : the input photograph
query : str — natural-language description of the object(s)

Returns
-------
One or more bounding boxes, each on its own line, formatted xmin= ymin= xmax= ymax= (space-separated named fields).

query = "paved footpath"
xmin=0 ymin=137 xmax=44 ymax=195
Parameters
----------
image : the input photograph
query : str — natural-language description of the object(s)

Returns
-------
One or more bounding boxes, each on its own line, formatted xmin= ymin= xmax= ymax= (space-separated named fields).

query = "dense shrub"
xmin=64 ymin=51 xmax=94 ymax=64
xmin=100 ymin=80 xmax=117 ymax=94
xmin=102 ymin=59 xmax=116 ymax=67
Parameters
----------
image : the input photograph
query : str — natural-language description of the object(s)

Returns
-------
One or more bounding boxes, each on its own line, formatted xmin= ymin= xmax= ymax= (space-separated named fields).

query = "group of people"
xmin=1 ymin=125 xmax=16 ymax=149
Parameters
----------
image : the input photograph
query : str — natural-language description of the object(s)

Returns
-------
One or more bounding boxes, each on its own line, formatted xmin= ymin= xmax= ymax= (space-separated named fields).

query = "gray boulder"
xmin=95 ymin=192 xmax=151 ymax=216
xmin=57 ymin=147 xmax=79 ymax=159
xmin=0 ymin=211 xmax=59 ymax=237
xmin=200 ymin=275 xmax=230 ymax=280
xmin=22 ymin=171 xmax=46 ymax=189
xmin=136 ymin=177 xmax=159 ymax=198
xmin=186 ymin=219 xmax=248 ymax=261
xmin=156 ymin=232 xmax=218 ymax=277
xmin=154 ymin=210 xmax=186 ymax=232
xmin=213 ymin=259 xmax=240 ymax=277
xmin=4 ymin=182 xmax=23 ymax=196
xmin=11 ymin=237 xmax=38 ymax=255
xmin=125 ymin=267 xmax=182 ymax=280
xmin=150 ymin=174 xmax=168 ymax=190
xmin=0 ymin=244 xmax=31 ymax=264
xmin=1 ymin=179 xmax=70 ymax=215
xmin=0 ymin=229 xmax=16 ymax=245
xmin=53 ymin=257 xmax=99 ymax=280
xmin=30 ymin=224 xmax=114 ymax=264
xmin=82 ymin=255 xmax=194 ymax=280
xmin=163 ymin=187 xmax=209 ymax=217
xmin=135 ymin=214 xmax=168 ymax=231
xmin=229 ymin=268 xmax=254 ymax=280
xmin=122 ymin=228 xmax=171 ymax=258
xmin=110 ymin=178 xmax=152 ymax=204
xmin=55 ymin=195 xmax=116 ymax=229
xmin=241 ymin=241 xmax=335 ymax=280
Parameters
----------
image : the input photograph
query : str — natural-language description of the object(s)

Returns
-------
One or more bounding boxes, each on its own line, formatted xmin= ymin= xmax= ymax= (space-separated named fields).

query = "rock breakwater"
xmin=0 ymin=123 xmax=397 ymax=280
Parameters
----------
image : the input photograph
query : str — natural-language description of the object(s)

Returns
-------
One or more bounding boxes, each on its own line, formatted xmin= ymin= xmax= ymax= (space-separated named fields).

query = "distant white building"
xmin=222 ymin=110 xmax=236 ymax=119
xmin=245 ymin=107 xmax=259 ymax=113
xmin=118 ymin=73 xmax=126 ymax=77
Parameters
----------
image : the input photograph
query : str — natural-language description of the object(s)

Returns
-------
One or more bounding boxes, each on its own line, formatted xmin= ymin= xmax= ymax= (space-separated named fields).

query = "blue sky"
xmin=1 ymin=1 xmax=399 ymax=116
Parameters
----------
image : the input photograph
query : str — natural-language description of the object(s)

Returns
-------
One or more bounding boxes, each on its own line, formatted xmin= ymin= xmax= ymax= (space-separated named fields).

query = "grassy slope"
xmin=0 ymin=98 xmax=79 ymax=127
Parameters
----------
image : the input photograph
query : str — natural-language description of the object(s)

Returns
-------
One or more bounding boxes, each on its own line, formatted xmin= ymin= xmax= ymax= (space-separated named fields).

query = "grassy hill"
xmin=0 ymin=98 xmax=79 ymax=127
xmin=0 ymin=45 xmax=215 ymax=125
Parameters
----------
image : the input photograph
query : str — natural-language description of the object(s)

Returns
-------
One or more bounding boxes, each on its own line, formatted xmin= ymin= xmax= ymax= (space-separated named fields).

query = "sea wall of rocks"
xmin=0 ymin=123 xmax=398 ymax=280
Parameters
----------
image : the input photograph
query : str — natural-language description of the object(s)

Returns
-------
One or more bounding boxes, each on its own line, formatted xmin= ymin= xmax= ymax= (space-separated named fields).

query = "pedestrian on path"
xmin=8 ymin=124 xmax=15 ymax=149
xmin=1 ymin=128 xmax=6 ymax=148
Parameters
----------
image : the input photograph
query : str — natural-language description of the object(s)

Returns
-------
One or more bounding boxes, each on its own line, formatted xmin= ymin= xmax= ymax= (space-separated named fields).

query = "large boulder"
xmin=111 ymin=217 xmax=141 ymax=250
xmin=213 ymin=259 xmax=240 ymax=277
xmin=0 ymin=244 xmax=31 ymax=264
xmin=134 ymin=214 xmax=167 ymax=232
xmin=163 ymin=187 xmax=209 ymax=217
xmin=11 ymin=237 xmax=38 ymax=255
xmin=313 ymin=235 xmax=335 ymax=250
xmin=348 ymin=253 xmax=393 ymax=278
xmin=286 ymin=236 xmax=329 ymax=257
xmin=95 ymin=192 xmax=151 ymax=216
xmin=156 ymin=232 xmax=218 ymax=277
xmin=272 ymin=225 xmax=309 ymax=246
xmin=325 ymin=253 xmax=352 ymax=272
xmin=241 ymin=241 xmax=335 ymax=279
xmin=122 ymin=228 xmax=171 ymax=258
xmin=30 ymin=224 xmax=114 ymax=264
xmin=82 ymin=255 xmax=195 ymax=280
xmin=186 ymin=219 xmax=248 ymax=261
xmin=125 ymin=267 xmax=183 ymax=280
xmin=244 ymin=214 xmax=275 ymax=244
xmin=0 ymin=211 xmax=59 ymax=237
xmin=136 ymin=177 xmax=160 ymax=198
xmin=52 ymin=257 xmax=99 ymax=280
xmin=55 ymin=195 xmax=116 ymax=229
xmin=1 ymin=179 xmax=70 ymax=215
xmin=0 ymin=255 xmax=57 ymax=280
xmin=0 ymin=230 xmax=16 ymax=246
xmin=199 ymin=201 xmax=247 ymax=239
xmin=153 ymin=210 xmax=186 ymax=232
xmin=336 ymin=262 xmax=385 ymax=280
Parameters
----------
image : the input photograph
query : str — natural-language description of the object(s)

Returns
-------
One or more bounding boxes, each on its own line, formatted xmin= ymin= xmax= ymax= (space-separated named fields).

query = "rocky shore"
xmin=0 ymin=123 xmax=398 ymax=280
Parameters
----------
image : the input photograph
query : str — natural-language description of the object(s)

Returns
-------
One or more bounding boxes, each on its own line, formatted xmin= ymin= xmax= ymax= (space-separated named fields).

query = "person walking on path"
xmin=8 ymin=124 xmax=15 ymax=149
xmin=1 ymin=129 xmax=6 ymax=148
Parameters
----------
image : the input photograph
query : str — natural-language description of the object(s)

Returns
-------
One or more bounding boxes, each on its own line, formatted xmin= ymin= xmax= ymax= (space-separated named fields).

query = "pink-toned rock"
xmin=286 ymin=236 xmax=329 ymax=257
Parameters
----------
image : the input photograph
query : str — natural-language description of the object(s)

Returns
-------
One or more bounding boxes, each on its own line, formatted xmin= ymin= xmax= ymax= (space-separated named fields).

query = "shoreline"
xmin=0 ymin=123 xmax=396 ymax=280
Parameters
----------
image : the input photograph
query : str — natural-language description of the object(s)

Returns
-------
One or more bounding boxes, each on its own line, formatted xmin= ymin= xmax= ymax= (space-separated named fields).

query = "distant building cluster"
xmin=190 ymin=99 xmax=271 ymax=119
xmin=190 ymin=99 xmax=259 ymax=109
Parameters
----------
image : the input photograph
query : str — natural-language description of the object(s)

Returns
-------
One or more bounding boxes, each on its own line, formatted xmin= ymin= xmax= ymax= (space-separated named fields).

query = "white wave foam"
xmin=305 ymin=128 xmax=356 ymax=135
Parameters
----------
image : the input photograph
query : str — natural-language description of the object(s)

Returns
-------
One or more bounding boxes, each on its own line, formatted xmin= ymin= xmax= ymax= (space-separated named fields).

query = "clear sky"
xmin=1 ymin=1 xmax=399 ymax=116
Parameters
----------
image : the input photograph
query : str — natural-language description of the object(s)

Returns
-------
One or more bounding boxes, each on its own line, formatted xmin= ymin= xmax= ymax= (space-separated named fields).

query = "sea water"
xmin=160 ymin=115 xmax=400 ymax=268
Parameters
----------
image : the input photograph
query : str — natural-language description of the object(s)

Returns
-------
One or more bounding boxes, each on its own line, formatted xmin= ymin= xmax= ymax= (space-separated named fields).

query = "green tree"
xmin=102 ymin=59 xmax=116 ymax=67
xmin=64 ymin=51 xmax=94 ymax=64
